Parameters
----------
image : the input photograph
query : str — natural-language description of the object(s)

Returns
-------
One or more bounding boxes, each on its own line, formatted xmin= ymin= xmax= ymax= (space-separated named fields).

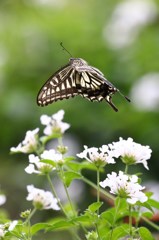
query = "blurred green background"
xmin=0 ymin=0 xmax=159 ymax=238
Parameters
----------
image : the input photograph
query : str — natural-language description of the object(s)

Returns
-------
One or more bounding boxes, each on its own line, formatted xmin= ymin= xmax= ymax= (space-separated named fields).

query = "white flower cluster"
xmin=26 ymin=185 xmax=60 ymax=210
xmin=10 ymin=128 xmax=39 ymax=153
xmin=40 ymin=110 xmax=70 ymax=135
xmin=77 ymin=145 xmax=115 ymax=166
xmin=10 ymin=110 xmax=70 ymax=154
xmin=0 ymin=221 xmax=18 ymax=237
xmin=100 ymin=171 xmax=148 ymax=204
xmin=25 ymin=150 xmax=63 ymax=174
xmin=109 ymin=137 xmax=152 ymax=169
xmin=77 ymin=138 xmax=152 ymax=170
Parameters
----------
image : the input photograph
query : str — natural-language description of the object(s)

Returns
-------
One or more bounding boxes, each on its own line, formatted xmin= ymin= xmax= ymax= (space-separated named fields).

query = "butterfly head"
xmin=69 ymin=58 xmax=88 ymax=67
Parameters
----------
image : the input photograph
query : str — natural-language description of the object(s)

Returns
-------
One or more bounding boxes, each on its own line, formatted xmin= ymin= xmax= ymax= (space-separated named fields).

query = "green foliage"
xmin=139 ymin=227 xmax=155 ymax=240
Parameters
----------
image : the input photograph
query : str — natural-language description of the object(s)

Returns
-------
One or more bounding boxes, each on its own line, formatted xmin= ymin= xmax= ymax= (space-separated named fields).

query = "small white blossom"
xmin=0 ymin=194 xmax=6 ymax=206
xmin=40 ymin=110 xmax=70 ymax=136
xmin=26 ymin=185 xmax=60 ymax=210
xmin=77 ymin=145 xmax=115 ymax=167
xmin=104 ymin=0 xmax=157 ymax=49
xmin=109 ymin=137 xmax=152 ymax=170
xmin=100 ymin=171 xmax=148 ymax=204
xmin=8 ymin=220 xmax=18 ymax=231
xmin=41 ymin=150 xmax=63 ymax=163
xmin=0 ymin=221 xmax=18 ymax=237
xmin=10 ymin=128 xmax=39 ymax=153
xmin=0 ymin=225 xmax=5 ymax=237
xmin=25 ymin=154 xmax=54 ymax=175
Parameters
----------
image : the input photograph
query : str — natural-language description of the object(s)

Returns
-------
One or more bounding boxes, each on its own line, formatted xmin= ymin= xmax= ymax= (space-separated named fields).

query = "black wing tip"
xmin=37 ymin=96 xmax=50 ymax=106
xmin=37 ymin=101 xmax=45 ymax=107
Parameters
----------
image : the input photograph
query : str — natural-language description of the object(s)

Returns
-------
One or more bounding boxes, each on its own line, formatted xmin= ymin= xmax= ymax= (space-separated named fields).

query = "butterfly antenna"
xmin=60 ymin=42 xmax=72 ymax=58
xmin=118 ymin=89 xmax=131 ymax=102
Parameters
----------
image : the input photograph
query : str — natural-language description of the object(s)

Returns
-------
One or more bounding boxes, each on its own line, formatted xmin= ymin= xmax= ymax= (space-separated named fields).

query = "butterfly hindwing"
xmin=75 ymin=70 xmax=115 ymax=104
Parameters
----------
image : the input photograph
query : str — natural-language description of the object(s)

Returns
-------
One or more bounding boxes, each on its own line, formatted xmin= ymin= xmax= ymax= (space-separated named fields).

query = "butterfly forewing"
xmin=37 ymin=58 xmax=121 ymax=111
xmin=37 ymin=65 xmax=79 ymax=106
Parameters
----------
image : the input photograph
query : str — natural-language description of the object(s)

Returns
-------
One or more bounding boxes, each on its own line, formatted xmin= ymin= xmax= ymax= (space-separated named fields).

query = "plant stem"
xmin=46 ymin=173 xmax=67 ymax=216
xmin=129 ymin=205 xmax=133 ymax=237
xmin=25 ymin=208 xmax=37 ymax=240
xmin=47 ymin=172 xmax=82 ymax=239
xmin=91 ymin=169 xmax=101 ymax=240
xmin=110 ymin=197 xmax=120 ymax=240
xmin=97 ymin=167 xmax=100 ymax=204
xmin=142 ymin=216 xmax=159 ymax=231
xmin=95 ymin=222 xmax=101 ymax=240
xmin=58 ymin=136 xmax=63 ymax=147
xmin=58 ymin=166 xmax=76 ymax=216
xmin=25 ymin=208 xmax=36 ymax=225
xmin=63 ymin=177 xmax=76 ymax=216
xmin=82 ymin=176 xmax=115 ymax=201
xmin=125 ymin=164 xmax=129 ymax=174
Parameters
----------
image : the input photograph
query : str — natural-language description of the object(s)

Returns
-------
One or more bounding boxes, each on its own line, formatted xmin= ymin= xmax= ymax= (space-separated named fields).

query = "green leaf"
xmin=142 ymin=211 xmax=153 ymax=219
xmin=41 ymin=159 xmax=56 ymax=167
xmin=64 ymin=156 xmax=75 ymax=162
xmin=64 ymin=171 xmax=82 ymax=187
xmin=115 ymin=197 xmax=127 ymax=208
xmin=146 ymin=191 xmax=154 ymax=198
xmin=31 ymin=223 xmax=51 ymax=235
xmin=101 ymin=209 xmax=115 ymax=225
xmin=40 ymin=134 xmax=61 ymax=144
xmin=88 ymin=202 xmax=103 ymax=213
xmin=5 ymin=231 xmax=23 ymax=238
xmin=47 ymin=220 xmax=74 ymax=231
xmin=66 ymin=161 xmax=82 ymax=172
xmin=139 ymin=227 xmax=155 ymax=240
xmin=148 ymin=198 xmax=159 ymax=209
xmin=111 ymin=224 xmax=130 ymax=240
xmin=138 ymin=201 xmax=154 ymax=213
xmin=67 ymin=160 xmax=97 ymax=172
xmin=100 ymin=224 xmax=129 ymax=240
xmin=72 ymin=215 xmax=91 ymax=225
xmin=77 ymin=160 xmax=98 ymax=171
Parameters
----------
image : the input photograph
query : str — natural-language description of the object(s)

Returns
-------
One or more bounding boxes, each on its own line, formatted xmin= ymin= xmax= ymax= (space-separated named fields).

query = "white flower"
xmin=25 ymin=154 xmax=54 ymax=174
xmin=0 ymin=220 xmax=18 ymax=237
xmin=109 ymin=137 xmax=152 ymax=170
xmin=0 ymin=194 xmax=6 ymax=206
xmin=100 ymin=171 xmax=148 ymax=204
xmin=0 ymin=225 xmax=5 ymax=237
xmin=131 ymin=73 xmax=159 ymax=111
xmin=104 ymin=0 xmax=157 ymax=49
xmin=26 ymin=185 xmax=60 ymax=210
xmin=10 ymin=128 xmax=39 ymax=153
xmin=8 ymin=220 xmax=18 ymax=231
xmin=77 ymin=145 xmax=115 ymax=167
xmin=41 ymin=150 xmax=63 ymax=163
xmin=40 ymin=110 xmax=70 ymax=136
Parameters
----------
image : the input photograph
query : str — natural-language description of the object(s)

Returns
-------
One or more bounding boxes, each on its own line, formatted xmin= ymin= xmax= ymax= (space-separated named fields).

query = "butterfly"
xmin=37 ymin=57 xmax=130 ymax=112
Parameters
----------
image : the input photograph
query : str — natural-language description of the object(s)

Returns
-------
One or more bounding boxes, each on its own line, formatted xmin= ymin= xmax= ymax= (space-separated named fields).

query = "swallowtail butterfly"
xmin=37 ymin=52 xmax=130 ymax=112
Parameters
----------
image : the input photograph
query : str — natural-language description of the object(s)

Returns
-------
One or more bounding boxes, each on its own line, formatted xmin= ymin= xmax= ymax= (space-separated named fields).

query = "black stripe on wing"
xmin=37 ymin=66 xmax=78 ymax=106
xmin=76 ymin=71 xmax=118 ymax=111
